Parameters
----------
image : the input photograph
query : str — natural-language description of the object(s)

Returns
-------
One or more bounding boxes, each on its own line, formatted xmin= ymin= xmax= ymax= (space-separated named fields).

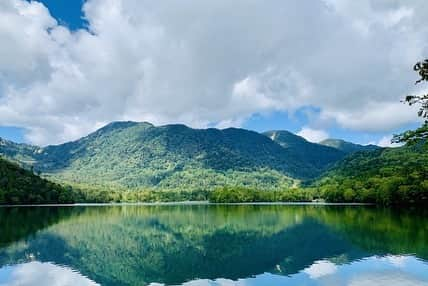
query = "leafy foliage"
xmin=312 ymin=144 xmax=428 ymax=205
xmin=209 ymin=186 xmax=313 ymax=203
xmin=0 ymin=157 xmax=75 ymax=204
xmin=394 ymin=59 xmax=428 ymax=144
xmin=414 ymin=59 xmax=428 ymax=84
xmin=394 ymin=123 xmax=428 ymax=145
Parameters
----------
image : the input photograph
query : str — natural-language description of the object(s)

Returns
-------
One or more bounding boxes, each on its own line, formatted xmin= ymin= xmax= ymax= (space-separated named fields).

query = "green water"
xmin=0 ymin=204 xmax=427 ymax=285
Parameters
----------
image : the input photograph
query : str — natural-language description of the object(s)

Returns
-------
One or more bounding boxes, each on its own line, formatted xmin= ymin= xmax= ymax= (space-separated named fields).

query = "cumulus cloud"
xmin=298 ymin=127 xmax=329 ymax=143
xmin=375 ymin=135 xmax=404 ymax=147
xmin=0 ymin=262 xmax=99 ymax=286
xmin=348 ymin=272 xmax=424 ymax=286
xmin=0 ymin=0 xmax=427 ymax=145
xmin=386 ymin=255 xmax=410 ymax=268
xmin=303 ymin=260 xmax=338 ymax=279
xmin=320 ymin=102 xmax=422 ymax=132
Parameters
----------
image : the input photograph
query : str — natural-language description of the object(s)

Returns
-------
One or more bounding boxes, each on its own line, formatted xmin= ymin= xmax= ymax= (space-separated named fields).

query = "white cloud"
xmin=375 ymin=135 xmax=403 ymax=147
xmin=298 ymin=127 xmax=329 ymax=143
xmin=0 ymin=262 xmax=99 ymax=286
xmin=320 ymin=102 xmax=422 ymax=132
xmin=0 ymin=0 xmax=427 ymax=145
xmin=386 ymin=255 xmax=410 ymax=268
xmin=303 ymin=260 xmax=338 ymax=279
xmin=348 ymin=272 xmax=423 ymax=286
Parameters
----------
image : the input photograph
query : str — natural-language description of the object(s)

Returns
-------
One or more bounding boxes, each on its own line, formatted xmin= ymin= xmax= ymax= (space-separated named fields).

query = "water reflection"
xmin=172 ymin=256 xmax=428 ymax=286
xmin=0 ymin=262 xmax=98 ymax=286
xmin=0 ymin=205 xmax=427 ymax=285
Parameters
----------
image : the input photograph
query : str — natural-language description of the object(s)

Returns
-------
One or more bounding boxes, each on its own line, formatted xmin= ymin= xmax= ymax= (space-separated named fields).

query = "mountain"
xmin=0 ymin=156 xmax=73 ymax=204
xmin=1 ymin=122 xmax=348 ymax=191
xmin=313 ymin=143 xmax=428 ymax=204
xmin=1 ymin=122 xmax=426 ymax=205
xmin=0 ymin=137 xmax=40 ymax=166
xmin=319 ymin=139 xmax=379 ymax=154
xmin=263 ymin=130 xmax=346 ymax=169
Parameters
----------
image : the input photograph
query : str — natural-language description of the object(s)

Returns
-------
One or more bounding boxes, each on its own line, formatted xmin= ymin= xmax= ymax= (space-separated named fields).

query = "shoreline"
xmin=0 ymin=201 xmax=374 ymax=207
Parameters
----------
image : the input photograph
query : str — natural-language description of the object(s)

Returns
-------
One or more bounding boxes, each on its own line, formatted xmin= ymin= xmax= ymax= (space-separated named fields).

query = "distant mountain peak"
xmin=262 ymin=130 xmax=345 ymax=173
xmin=263 ymin=130 xmax=308 ymax=147
xmin=90 ymin=121 xmax=154 ymax=138
xmin=99 ymin=121 xmax=152 ymax=130
xmin=265 ymin=130 xmax=297 ymax=141
xmin=319 ymin=138 xmax=380 ymax=153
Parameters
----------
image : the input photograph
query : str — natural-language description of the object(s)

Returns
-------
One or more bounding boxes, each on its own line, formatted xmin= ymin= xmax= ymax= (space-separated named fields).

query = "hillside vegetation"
xmin=1 ymin=121 xmax=427 ymax=205
xmin=1 ymin=122 xmax=349 ymax=192
xmin=263 ymin=131 xmax=346 ymax=169
xmin=0 ymin=157 xmax=74 ymax=204
xmin=210 ymin=143 xmax=428 ymax=205
xmin=312 ymin=143 xmax=428 ymax=205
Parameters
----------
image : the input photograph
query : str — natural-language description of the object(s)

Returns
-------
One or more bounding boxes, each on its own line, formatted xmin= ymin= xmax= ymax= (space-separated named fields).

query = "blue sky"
xmin=0 ymin=0 xmax=425 ymax=146
xmin=33 ymin=0 xmax=86 ymax=31
xmin=0 ymin=126 xmax=25 ymax=143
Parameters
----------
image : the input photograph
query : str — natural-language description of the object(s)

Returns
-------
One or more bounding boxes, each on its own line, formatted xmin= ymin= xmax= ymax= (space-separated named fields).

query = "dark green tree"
xmin=394 ymin=59 xmax=428 ymax=144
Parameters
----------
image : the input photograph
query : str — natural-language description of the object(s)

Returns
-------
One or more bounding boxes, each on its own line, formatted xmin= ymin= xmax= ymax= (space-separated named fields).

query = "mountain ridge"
xmin=262 ymin=130 xmax=348 ymax=170
xmin=319 ymin=138 xmax=380 ymax=153
xmin=0 ymin=122 xmax=314 ymax=190
xmin=0 ymin=121 xmax=381 ymax=191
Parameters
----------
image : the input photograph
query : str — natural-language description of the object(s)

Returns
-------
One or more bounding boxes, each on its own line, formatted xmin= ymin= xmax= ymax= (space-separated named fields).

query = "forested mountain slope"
xmin=0 ymin=157 xmax=73 ymax=204
xmin=314 ymin=143 xmax=428 ymax=204
xmin=1 ymin=122 xmax=349 ymax=190
xmin=37 ymin=122 xmax=303 ymax=189
xmin=1 ymin=122 xmax=426 ymax=205
xmin=2 ymin=122 xmax=397 ymax=193
xmin=0 ymin=138 xmax=40 ymax=166
xmin=263 ymin=130 xmax=346 ymax=169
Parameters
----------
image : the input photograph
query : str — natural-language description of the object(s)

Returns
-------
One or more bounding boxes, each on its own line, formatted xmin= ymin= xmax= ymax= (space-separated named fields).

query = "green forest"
xmin=1 ymin=128 xmax=427 ymax=205
xmin=1 ymin=141 xmax=426 ymax=206
xmin=208 ymin=144 xmax=428 ymax=205
xmin=312 ymin=144 xmax=428 ymax=205
xmin=0 ymin=157 xmax=74 ymax=204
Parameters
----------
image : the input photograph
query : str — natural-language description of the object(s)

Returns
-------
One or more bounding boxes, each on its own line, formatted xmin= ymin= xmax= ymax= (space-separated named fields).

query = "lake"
xmin=0 ymin=204 xmax=427 ymax=286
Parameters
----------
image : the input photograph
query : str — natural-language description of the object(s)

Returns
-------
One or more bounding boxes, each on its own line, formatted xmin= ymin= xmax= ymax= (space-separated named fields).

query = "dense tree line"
xmin=208 ymin=186 xmax=313 ymax=203
xmin=312 ymin=144 xmax=428 ymax=205
xmin=73 ymin=185 xmax=210 ymax=203
xmin=0 ymin=157 xmax=75 ymax=204
xmin=208 ymin=143 xmax=428 ymax=205
xmin=2 ymin=138 xmax=428 ymax=205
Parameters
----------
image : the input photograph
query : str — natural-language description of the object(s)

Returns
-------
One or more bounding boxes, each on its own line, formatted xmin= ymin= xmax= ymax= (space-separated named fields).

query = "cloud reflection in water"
xmin=146 ymin=255 xmax=428 ymax=286
xmin=0 ymin=261 xmax=98 ymax=286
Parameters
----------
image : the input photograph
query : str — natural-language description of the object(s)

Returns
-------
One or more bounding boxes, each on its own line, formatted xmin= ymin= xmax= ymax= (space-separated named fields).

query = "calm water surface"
xmin=0 ymin=205 xmax=427 ymax=286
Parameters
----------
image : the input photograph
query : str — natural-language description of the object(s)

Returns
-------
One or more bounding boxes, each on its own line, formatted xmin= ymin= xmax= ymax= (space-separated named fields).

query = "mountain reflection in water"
xmin=0 ymin=205 xmax=427 ymax=286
